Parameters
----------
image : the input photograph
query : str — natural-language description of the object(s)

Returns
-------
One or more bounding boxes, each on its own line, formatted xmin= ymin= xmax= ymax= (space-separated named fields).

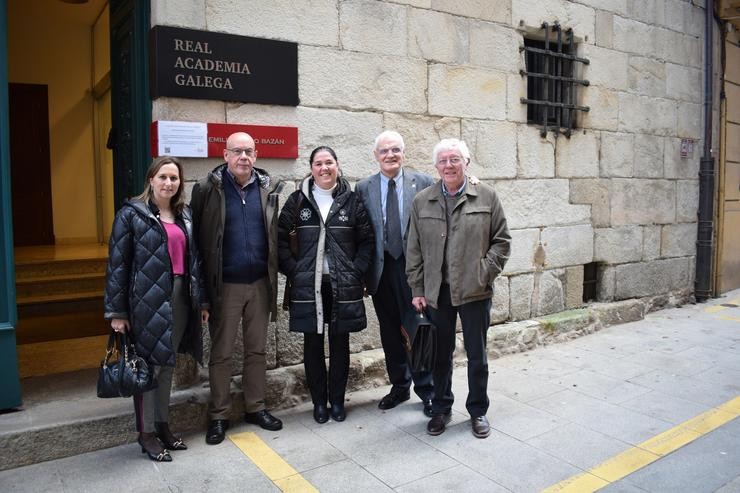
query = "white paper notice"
xmin=157 ymin=121 xmax=208 ymax=157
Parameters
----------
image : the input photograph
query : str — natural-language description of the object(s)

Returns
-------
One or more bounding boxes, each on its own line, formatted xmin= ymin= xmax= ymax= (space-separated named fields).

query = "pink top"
xmin=162 ymin=221 xmax=186 ymax=275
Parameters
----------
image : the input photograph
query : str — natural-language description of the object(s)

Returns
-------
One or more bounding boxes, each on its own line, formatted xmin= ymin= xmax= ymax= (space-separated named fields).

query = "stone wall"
xmin=153 ymin=0 xmax=703 ymax=380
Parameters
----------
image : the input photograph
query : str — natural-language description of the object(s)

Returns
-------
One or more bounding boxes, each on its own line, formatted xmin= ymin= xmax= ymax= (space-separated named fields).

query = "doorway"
xmin=714 ymin=31 xmax=740 ymax=295
xmin=4 ymin=0 xmax=150 ymax=378
xmin=7 ymin=0 xmax=111 ymax=247
xmin=8 ymin=83 xmax=54 ymax=246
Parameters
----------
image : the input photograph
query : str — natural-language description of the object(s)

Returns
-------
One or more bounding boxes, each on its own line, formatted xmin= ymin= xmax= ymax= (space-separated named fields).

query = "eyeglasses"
xmin=436 ymin=156 xmax=464 ymax=166
xmin=378 ymin=146 xmax=402 ymax=156
xmin=227 ymin=148 xmax=255 ymax=157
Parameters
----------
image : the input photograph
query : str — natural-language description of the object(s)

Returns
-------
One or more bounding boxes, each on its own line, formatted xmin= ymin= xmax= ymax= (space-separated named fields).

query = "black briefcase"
xmin=400 ymin=309 xmax=436 ymax=373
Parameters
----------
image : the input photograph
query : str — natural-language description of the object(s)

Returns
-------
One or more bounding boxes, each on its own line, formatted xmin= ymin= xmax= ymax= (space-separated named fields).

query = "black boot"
xmin=330 ymin=402 xmax=346 ymax=422
xmin=313 ymin=403 xmax=329 ymax=424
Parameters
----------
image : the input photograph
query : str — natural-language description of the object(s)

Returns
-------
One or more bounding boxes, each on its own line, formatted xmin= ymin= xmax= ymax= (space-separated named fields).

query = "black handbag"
xmin=97 ymin=331 xmax=157 ymax=398
xmin=400 ymin=309 xmax=437 ymax=373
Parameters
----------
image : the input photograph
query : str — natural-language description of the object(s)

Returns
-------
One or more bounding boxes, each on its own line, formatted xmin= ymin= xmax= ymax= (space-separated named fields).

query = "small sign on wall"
xmin=680 ymin=138 xmax=695 ymax=159
xmin=155 ymin=121 xmax=208 ymax=157
xmin=151 ymin=121 xmax=298 ymax=159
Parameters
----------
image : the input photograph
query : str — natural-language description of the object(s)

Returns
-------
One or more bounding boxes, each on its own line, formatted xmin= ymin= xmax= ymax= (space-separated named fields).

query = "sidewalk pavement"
xmin=0 ymin=290 xmax=739 ymax=492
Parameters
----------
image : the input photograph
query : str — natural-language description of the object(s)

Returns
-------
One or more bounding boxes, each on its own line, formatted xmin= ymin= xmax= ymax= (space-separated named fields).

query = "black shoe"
xmin=330 ymin=402 xmax=346 ymax=422
xmin=245 ymin=410 xmax=283 ymax=431
xmin=471 ymin=415 xmax=491 ymax=439
xmin=378 ymin=390 xmax=410 ymax=410
xmin=155 ymin=421 xmax=187 ymax=450
xmin=422 ymin=399 xmax=433 ymax=418
xmin=205 ymin=419 xmax=229 ymax=445
xmin=138 ymin=432 xmax=172 ymax=462
xmin=313 ymin=403 xmax=329 ymax=424
xmin=427 ymin=412 xmax=451 ymax=436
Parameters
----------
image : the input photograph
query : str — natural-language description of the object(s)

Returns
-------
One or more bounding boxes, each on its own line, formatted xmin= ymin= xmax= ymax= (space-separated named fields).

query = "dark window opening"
xmin=582 ymin=262 xmax=598 ymax=303
xmin=521 ymin=23 xmax=590 ymax=137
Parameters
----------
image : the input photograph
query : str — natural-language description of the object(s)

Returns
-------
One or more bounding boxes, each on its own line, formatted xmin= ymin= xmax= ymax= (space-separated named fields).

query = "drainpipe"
xmin=695 ymin=0 xmax=715 ymax=302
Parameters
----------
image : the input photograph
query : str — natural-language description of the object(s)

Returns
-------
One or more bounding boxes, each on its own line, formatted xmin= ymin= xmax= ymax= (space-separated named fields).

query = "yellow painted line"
xmin=540 ymin=473 xmax=609 ymax=492
xmin=541 ymin=396 xmax=740 ymax=493
xmin=230 ymin=431 xmax=319 ymax=493
xmin=705 ymin=297 xmax=740 ymax=313
xmin=588 ymin=447 xmax=660 ymax=483
xmin=717 ymin=315 xmax=740 ymax=323
xmin=718 ymin=396 xmax=740 ymax=415
xmin=705 ymin=305 xmax=726 ymax=313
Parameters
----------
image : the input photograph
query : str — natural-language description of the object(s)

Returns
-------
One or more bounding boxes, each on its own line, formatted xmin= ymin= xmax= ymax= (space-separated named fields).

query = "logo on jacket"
xmin=300 ymin=208 xmax=312 ymax=221
xmin=338 ymin=209 xmax=349 ymax=222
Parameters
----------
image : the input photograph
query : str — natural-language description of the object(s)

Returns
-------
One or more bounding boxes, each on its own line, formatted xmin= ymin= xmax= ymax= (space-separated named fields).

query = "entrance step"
xmin=15 ymin=272 xmax=105 ymax=300
xmin=16 ymin=311 xmax=109 ymax=345
xmin=14 ymin=245 xmax=110 ymax=378
xmin=16 ymin=335 xmax=109 ymax=378
xmin=17 ymin=296 xmax=103 ymax=318
xmin=14 ymin=257 xmax=107 ymax=279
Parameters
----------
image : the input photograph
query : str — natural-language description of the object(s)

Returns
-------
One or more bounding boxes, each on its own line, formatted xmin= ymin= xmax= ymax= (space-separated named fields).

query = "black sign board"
xmin=149 ymin=25 xmax=299 ymax=106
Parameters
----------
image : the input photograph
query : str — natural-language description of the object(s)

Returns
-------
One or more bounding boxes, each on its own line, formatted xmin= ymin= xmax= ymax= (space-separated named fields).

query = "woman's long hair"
xmin=134 ymin=156 xmax=186 ymax=215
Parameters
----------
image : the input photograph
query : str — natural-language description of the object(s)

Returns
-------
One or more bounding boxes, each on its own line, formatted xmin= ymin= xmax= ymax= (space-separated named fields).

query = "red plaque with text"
xmin=207 ymin=123 xmax=298 ymax=159
xmin=151 ymin=121 xmax=298 ymax=159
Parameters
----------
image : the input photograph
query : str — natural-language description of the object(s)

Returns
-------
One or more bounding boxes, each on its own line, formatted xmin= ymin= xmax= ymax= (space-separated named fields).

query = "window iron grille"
xmin=521 ymin=23 xmax=590 ymax=137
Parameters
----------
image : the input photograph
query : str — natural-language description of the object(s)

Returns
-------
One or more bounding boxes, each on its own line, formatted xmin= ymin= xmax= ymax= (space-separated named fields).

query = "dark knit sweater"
xmin=221 ymin=170 xmax=268 ymax=283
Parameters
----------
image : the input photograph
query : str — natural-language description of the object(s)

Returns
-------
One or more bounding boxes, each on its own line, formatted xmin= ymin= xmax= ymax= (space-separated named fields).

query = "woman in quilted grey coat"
xmin=104 ymin=156 xmax=209 ymax=462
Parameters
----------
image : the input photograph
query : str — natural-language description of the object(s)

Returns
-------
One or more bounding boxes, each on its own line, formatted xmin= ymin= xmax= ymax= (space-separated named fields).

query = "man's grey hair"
xmin=432 ymin=138 xmax=471 ymax=165
xmin=373 ymin=130 xmax=405 ymax=153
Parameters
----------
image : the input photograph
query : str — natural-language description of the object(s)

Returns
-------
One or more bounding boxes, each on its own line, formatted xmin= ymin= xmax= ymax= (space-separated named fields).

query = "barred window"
xmin=521 ymin=23 xmax=590 ymax=137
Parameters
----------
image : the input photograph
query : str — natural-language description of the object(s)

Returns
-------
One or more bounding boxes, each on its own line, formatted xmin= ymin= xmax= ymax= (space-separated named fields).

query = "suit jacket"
xmin=356 ymin=168 xmax=435 ymax=295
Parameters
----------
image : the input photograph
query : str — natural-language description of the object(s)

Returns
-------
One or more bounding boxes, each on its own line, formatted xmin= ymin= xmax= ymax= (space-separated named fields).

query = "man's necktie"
xmin=386 ymin=179 xmax=403 ymax=259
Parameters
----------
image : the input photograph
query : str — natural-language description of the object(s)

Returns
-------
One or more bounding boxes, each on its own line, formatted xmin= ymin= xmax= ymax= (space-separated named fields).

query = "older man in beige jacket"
xmin=406 ymin=138 xmax=510 ymax=439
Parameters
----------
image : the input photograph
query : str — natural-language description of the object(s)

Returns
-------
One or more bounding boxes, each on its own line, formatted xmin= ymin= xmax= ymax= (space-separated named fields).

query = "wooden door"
xmin=716 ymin=34 xmax=740 ymax=293
xmin=9 ymin=83 xmax=54 ymax=246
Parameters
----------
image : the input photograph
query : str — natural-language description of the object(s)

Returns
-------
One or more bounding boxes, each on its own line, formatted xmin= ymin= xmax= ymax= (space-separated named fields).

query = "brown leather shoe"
xmin=426 ymin=412 xmax=451 ymax=436
xmin=471 ymin=415 xmax=491 ymax=438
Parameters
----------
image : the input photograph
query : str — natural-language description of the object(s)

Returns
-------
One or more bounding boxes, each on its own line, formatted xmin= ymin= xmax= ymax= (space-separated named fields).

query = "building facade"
xmin=1 ymin=0 xmax=737 ymax=409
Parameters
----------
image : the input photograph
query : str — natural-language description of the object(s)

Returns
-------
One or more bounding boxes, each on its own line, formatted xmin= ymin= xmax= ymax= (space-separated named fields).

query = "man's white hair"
xmin=432 ymin=138 xmax=471 ymax=165
xmin=373 ymin=130 xmax=405 ymax=153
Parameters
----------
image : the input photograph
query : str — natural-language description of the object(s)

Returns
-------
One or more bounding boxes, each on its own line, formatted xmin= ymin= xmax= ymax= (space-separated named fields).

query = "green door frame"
xmin=0 ymin=0 xmax=23 ymax=410
xmin=110 ymin=0 xmax=151 ymax=207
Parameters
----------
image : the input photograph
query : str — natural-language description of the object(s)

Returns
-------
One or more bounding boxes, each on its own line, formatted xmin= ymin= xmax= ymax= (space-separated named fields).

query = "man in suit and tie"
xmin=357 ymin=130 xmax=435 ymax=416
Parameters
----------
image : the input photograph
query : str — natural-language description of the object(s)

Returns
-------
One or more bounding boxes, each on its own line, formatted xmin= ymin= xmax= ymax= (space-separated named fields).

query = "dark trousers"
xmin=304 ymin=279 xmax=350 ymax=406
xmin=372 ymin=253 xmax=433 ymax=400
xmin=134 ymin=276 xmax=188 ymax=432
xmin=427 ymin=283 xmax=491 ymax=417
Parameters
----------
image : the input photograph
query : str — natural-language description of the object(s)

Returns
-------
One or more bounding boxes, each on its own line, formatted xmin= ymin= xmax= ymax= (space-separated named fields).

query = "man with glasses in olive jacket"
xmin=406 ymin=138 xmax=510 ymax=439
xmin=191 ymin=132 xmax=284 ymax=444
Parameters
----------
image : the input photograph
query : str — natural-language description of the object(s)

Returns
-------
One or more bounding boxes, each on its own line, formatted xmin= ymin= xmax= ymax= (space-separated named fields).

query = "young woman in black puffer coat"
xmin=104 ymin=156 xmax=209 ymax=462
xmin=278 ymin=146 xmax=374 ymax=424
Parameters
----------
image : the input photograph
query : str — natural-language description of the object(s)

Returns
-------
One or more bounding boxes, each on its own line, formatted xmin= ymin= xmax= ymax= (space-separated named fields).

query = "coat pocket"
xmin=478 ymin=257 xmax=494 ymax=287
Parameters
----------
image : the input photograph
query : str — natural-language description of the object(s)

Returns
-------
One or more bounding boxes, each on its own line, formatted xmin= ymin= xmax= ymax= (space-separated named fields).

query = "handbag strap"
xmin=103 ymin=330 xmax=126 ymax=367
xmin=291 ymin=194 xmax=303 ymax=232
